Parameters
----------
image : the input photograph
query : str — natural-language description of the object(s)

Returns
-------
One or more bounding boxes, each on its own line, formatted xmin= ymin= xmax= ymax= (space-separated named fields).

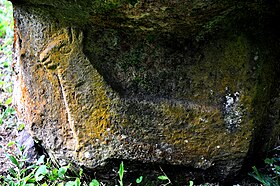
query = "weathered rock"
xmin=10 ymin=0 xmax=280 ymax=183
xmin=16 ymin=130 xmax=38 ymax=163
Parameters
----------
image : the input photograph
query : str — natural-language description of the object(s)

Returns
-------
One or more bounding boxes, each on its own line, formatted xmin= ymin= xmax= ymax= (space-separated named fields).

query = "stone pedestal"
xmin=11 ymin=0 xmax=280 ymax=183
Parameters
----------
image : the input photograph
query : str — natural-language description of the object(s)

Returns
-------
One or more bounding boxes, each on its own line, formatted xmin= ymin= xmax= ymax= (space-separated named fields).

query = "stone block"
xmin=11 ymin=0 xmax=280 ymax=183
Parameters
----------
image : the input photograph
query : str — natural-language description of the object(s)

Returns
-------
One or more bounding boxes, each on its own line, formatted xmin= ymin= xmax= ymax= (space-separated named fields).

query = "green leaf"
xmin=65 ymin=181 xmax=76 ymax=186
xmin=36 ymin=155 xmax=45 ymax=165
xmin=26 ymin=177 xmax=36 ymax=183
xmin=75 ymin=178 xmax=81 ymax=186
xmin=8 ymin=168 xmax=17 ymax=177
xmin=35 ymin=165 xmax=48 ymax=181
xmin=5 ymin=97 xmax=12 ymax=105
xmin=52 ymin=168 xmax=58 ymax=175
xmin=48 ymin=168 xmax=58 ymax=181
xmin=7 ymin=141 xmax=15 ymax=147
xmin=3 ymin=61 xmax=9 ymax=68
xmin=41 ymin=183 xmax=48 ymax=186
xmin=158 ymin=175 xmax=169 ymax=180
xmin=119 ymin=162 xmax=124 ymax=180
xmin=6 ymin=107 xmax=15 ymax=115
xmin=79 ymin=168 xmax=83 ymax=177
xmin=136 ymin=176 xmax=143 ymax=183
xmin=274 ymin=165 xmax=280 ymax=172
xmin=58 ymin=166 xmax=68 ymax=178
xmin=89 ymin=179 xmax=100 ymax=186
xmin=189 ymin=180 xmax=194 ymax=186
xmin=265 ymin=158 xmax=275 ymax=165
xmin=8 ymin=155 xmax=19 ymax=167
xmin=18 ymin=144 xmax=25 ymax=152
xmin=249 ymin=166 xmax=273 ymax=186
xmin=17 ymin=123 xmax=25 ymax=131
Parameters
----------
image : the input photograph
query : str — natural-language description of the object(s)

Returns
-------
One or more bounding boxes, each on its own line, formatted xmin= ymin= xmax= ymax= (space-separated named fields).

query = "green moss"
xmin=249 ymin=39 xmax=280 ymax=156
xmin=161 ymin=101 xmax=252 ymax=163
xmin=186 ymin=35 xmax=251 ymax=105
xmin=219 ymin=36 xmax=249 ymax=90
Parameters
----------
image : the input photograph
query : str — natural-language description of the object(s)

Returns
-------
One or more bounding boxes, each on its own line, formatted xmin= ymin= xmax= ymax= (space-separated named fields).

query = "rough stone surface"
xmin=10 ymin=0 xmax=280 ymax=183
xmin=16 ymin=130 xmax=38 ymax=163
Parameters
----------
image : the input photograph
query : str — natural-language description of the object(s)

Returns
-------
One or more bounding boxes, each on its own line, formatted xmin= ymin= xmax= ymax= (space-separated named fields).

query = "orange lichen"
xmin=86 ymin=77 xmax=111 ymax=141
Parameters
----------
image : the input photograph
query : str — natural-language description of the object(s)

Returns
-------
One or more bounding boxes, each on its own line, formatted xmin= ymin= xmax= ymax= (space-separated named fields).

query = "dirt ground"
xmin=0 ymin=30 xmax=19 ymax=175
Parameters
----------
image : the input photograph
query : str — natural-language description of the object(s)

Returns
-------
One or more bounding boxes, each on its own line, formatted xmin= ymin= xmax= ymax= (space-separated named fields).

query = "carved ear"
xmin=39 ymin=32 xmax=70 ymax=70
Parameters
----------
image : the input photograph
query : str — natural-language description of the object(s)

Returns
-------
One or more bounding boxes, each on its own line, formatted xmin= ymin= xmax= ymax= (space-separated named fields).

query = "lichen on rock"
xmin=11 ymin=0 xmax=280 ymax=183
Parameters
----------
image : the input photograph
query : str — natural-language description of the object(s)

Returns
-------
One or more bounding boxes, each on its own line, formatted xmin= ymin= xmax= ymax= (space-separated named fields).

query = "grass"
xmin=249 ymin=157 xmax=280 ymax=186
xmin=0 ymin=141 xmax=179 ymax=186
xmin=0 ymin=141 xmax=101 ymax=186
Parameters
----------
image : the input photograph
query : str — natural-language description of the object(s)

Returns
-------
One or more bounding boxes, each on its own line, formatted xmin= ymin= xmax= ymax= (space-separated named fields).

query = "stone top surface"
xmin=10 ymin=0 xmax=242 ymax=36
